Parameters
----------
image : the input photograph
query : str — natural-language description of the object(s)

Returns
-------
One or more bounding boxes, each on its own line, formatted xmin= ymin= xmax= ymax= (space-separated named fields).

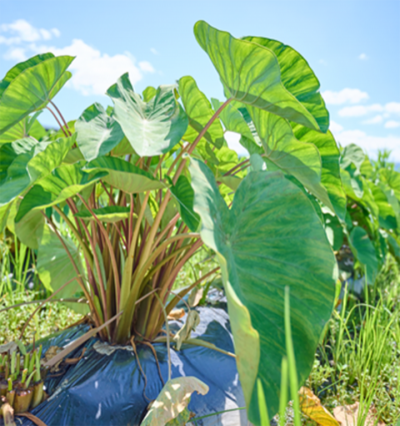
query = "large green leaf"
xmin=189 ymin=158 xmax=335 ymax=422
xmin=75 ymin=103 xmax=125 ymax=161
xmin=0 ymin=135 xmax=75 ymax=207
xmin=380 ymin=169 xmax=400 ymax=201
xmin=291 ymin=124 xmax=346 ymax=220
xmin=248 ymin=106 xmax=336 ymax=212
xmin=0 ymin=55 xmax=74 ymax=134
xmin=84 ymin=156 xmax=165 ymax=193
xmin=349 ymin=226 xmax=379 ymax=284
xmin=14 ymin=209 xmax=44 ymax=249
xmin=368 ymin=181 xmax=397 ymax=230
xmin=243 ymin=37 xmax=329 ymax=132
xmin=37 ymin=227 xmax=88 ymax=314
xmin=0 ymin=116 xmax=46 ymax=144
xmin=107 ymin=74 xmax=188 ymax=156
xmin=15 ymin=162 xmax=107 ymax=223
xmin=170 ymin=175 xmax=200 ymax=232
xmin=0 ymin=53 xmax=55 ymax=99
xmin=194 ymin=21 xmax=321 ymax=131
xmin=179 ymin=76 xmax=224 ymax=148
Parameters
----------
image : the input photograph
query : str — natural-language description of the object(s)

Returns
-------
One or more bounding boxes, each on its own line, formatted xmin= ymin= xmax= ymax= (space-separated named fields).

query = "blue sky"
xmin=1 ymin=0 xmax=399 ymax=159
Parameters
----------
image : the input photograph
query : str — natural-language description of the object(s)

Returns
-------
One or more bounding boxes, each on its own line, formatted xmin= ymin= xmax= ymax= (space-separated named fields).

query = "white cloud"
xmin=150 ymin=48 xmax=158 ymax=55
xmin=385 ymin=102 xmax=400 ymax=115
xmin=338 ymin=104 xmax=384 ymax=117
xmin=0 ymin=20 xmax=156 ymax=96
xmin=29 ymin=39 xmax=155 ymax=96
xmin=139 ymin=61 xmax=155 ymax=73
xmin=3 ymin=47 xmax=26 ymax=61
xmin=0 ymin=19 xmax=60 ymax=45
xmin=358 ymin=53 xmax=368 ymax=60
xmin=322 ymin=88 xmax=369 ymax=105
xmin=363 ymin=114 xmax=383 ymax=124
xmin=331 ymin=127 xmax=400 ymax=161
xmin=329 ymin=120 xmax=343 ymax=133
xmin=385 ymin=121 xmax=400 ymax=129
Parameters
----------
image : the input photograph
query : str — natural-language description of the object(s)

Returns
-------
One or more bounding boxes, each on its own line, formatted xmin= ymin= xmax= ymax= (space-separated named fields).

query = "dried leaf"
xmin=173 ymin=310 xmax=200 ymax=351
xmin=1 ymin=397 xmax=16 ymax=426
xmin=140 ymin=377 xmax=209 ymax=426
xmin=299 ymin=387 xmax=339 ymax=426
xmin=333 ymin=402 xmax=386 ymax=426
xmin=188 ymin=287 xmax=204 ymax=307
xmin=0 ymin=342 xmax=17 ymax=354
xmin=167 ymin=308 xmax=185 ymax=320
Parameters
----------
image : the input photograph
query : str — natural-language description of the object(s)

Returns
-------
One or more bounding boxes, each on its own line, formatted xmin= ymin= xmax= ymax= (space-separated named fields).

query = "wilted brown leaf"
xmin=167 ymin=309 xmax=185 ymax=320
xmin=333 ymin=402 xmax=385 ymax=426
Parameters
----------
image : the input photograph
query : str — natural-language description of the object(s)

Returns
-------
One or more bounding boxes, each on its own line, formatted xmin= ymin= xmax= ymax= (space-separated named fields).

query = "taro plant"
xmin=0 ymin=21 xmax=343 ymax=423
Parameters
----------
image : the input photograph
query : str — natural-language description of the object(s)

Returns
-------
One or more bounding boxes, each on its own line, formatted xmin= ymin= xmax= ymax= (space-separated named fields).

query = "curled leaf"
xmin=173 ymin=310 xmax=200 ymax=350
xmin=140 ymin=377 xmax=209 ymax=426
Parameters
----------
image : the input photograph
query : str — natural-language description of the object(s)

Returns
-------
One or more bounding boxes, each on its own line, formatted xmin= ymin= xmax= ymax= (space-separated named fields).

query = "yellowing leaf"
xmin=299 ymin=387 xmax=339 ymax=426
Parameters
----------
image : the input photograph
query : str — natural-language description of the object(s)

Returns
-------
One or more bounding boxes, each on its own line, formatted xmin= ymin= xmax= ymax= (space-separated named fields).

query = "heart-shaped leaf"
xmin=75 ymin=103 xmax=125 ymax=161
xmin=248 ymin=106 xmax=336 ymax=212
xmin=349 ymin=226 xmax=379 ymax=284
xmin=291 ymin=124 xmax=346 ymax=220
xmin=179 ymin=76 xmax=224 ymax=148
xmin=107 ymin=74 xmax=188 ymax=157
xmin=170 ymin=175 xmax=200 ymax=232
xmin=84 ymin=156 xmax=165 ymax=193
xmin=37 ymin=227 xmax=88 ymax=314
xmin=15 ymin=162 xmax=107 ymax=223
xmin=194 ymin=21 xmax=321 ymax=131
xmin=0 ymin=116 xmax=46 ymax=144
xmin=0 ymin=55 xmax=74 ymax=134
xmin=0 ymin=53 xmax=55 ymax=98
xmin=243 ymin=37 xmax=329 ymax=132
xmin=189 ymin=158 xmax=335 ymax=422
xmin=0 ymin=135 xmax=75 ymax=207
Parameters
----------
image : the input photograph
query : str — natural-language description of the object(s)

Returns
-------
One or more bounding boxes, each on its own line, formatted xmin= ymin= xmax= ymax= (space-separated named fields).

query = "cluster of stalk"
xmin=0 ymin=345 xmax=44 ymax=414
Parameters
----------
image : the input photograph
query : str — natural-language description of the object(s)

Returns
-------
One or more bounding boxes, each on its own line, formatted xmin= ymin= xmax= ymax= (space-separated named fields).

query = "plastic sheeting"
xmin=21 ymin=305 xmax=250 ymax=426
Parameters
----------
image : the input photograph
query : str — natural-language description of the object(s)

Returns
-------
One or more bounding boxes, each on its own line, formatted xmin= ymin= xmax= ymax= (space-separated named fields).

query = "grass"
xmin=306 ymin=255 xmax=400 ymax=425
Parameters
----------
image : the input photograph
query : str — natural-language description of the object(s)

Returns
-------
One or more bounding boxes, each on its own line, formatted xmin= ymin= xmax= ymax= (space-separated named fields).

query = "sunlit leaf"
xmin=84 ymin=156 xmax=165 ymax=193
xmin=75 ymin=102 xmax=124 ymax=161
xmin=0 ymin=55 xmax=74 ymax=134
xmin=179 ymin=76 xmax=224 ymax=148
xmin=194 ymin=21 xmax=321 ymax=131
xmin=107 ymin=73 xmax=188 ymax=156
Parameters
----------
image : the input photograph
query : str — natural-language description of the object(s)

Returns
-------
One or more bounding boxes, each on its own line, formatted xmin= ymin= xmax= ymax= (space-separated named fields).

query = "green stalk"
xmin=53 ymin=205 xmax=94 ymax=267
xmin=78 ymin=194 xmax=121 ymax=312
xmin=23 ymin=355 xmax=29 ymax=371
xmin=284 ymin=287 xmax=301 ymax=426
xmin=6 ymin=377 xmax=15 ymax=407
xmin=131 ymin=234 xmax=198 ymax=295
xmin=28 ymin=352 xmax=35 ymax=374
xmin=16 ymin=353 xmax=20 ymax=376
xmin=10 ymin=352 xmax=16 ymax=376
xmin=118 ymin=193 xmax=150 ymax=317
xmin=279 ymin=357 xmax=288 ymax=426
